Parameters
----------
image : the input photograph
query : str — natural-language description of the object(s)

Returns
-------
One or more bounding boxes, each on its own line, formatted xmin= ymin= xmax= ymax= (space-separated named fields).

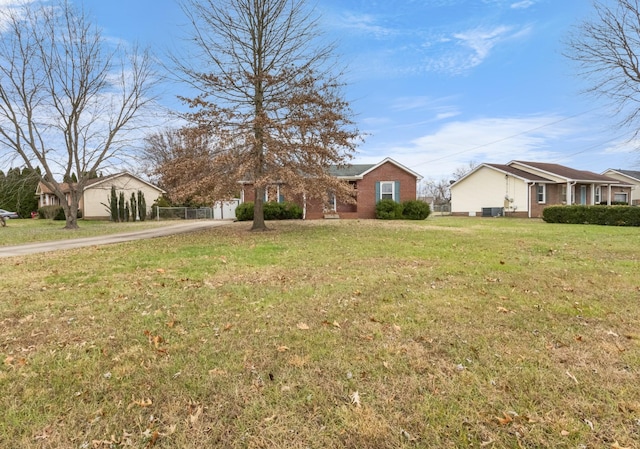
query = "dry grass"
xmin=1 ymin=217 xmax=639 ymax=448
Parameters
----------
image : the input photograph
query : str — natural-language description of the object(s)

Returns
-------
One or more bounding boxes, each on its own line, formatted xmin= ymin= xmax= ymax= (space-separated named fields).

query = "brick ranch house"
xmin=240 ymin=158 xmax=423 ymax=219
xmin=451 ymin=161 xmax=633 ymax=218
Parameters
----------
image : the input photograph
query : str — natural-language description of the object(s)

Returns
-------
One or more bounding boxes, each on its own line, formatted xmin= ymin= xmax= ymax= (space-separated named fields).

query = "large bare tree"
xmin=0 ymin=1 xmax=156 ymax=229
xmin=173 ymin=0 xmax=360 ymax=230
xmin=566 ymin=0 xmax=640 ymax=137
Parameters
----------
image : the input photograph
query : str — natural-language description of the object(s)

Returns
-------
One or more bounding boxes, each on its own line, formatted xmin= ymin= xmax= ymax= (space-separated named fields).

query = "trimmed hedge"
xmin=235 ymin=201 xmax=303 ymax=221
xmin=542 ymin=205 xmax=640 ymax=226
xmin=376 ymin=199 xmax=431 ymax=220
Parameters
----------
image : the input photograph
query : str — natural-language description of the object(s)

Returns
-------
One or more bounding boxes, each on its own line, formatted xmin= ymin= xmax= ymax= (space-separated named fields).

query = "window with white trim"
xmin=595 ymin=186 xmax=601 ymax=204
xmin=380 ymin=181 xmax=394 ymax=200
xmin=614 ymin=192 xmax=628 ymax=203
xmin=561 ymin=185 xmax=567 ymax=203
xmin=536 ymin=184 xmax=546 ymax=203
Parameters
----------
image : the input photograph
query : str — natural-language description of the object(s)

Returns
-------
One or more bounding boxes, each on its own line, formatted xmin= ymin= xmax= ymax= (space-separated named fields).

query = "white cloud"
xmin=355 ymin=115 xmax=577 ymax=180
xmin=337 ymin=12 xmax=396 ymax=39
xmin=511 ymin=1 xmax=536 ymax=9
xmin=453 ymin=26 xmax=514 ymax=68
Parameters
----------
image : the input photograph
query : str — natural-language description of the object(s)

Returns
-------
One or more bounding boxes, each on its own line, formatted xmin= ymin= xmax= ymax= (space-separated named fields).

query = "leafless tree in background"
xmin=566 ymin=0 xmax=640 ymax=138
xmin=173 ymin=0 xmax=360 ymax=231
xmin=0 ymin=1 xmax=156 ymax=228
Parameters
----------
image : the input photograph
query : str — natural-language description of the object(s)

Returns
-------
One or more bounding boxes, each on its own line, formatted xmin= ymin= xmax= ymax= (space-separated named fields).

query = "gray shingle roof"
xmin=614 ymin=169 xmax=640 ymax=181
xmin=328 ymin=164 xmax=376 ymax=177
xmin=485 ymin=164 xmax=552 ymax=182
xmin=513 ymin=161 xmax=621 ymax=183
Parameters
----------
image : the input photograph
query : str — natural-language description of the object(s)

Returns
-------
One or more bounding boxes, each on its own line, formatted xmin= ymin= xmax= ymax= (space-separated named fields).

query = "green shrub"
xmin=38 ymin=205 xmax=63 ymax=220
xmin=542 ymin=205 xmax=640 ymax=226
xmin=375 ymin=199 xmax=404 ymax=219
xmin=236 ymin=202 xmax=254 ymax=221
xmin=401 ymin=200 xmax=431 ymax=220
xmin=235 ymin=201 xmax=303 ymax=221
xmin=53 ymin=207 xmax=66 ymax=221
xmin=284 ymin=202 xmax=303 ymax=219
xmin=263 ymin=201 xmax=285 ymax=220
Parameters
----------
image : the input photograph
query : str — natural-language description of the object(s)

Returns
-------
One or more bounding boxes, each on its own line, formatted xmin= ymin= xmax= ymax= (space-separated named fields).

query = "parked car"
xmin=0 ymin=209 xmax=19 ymax=219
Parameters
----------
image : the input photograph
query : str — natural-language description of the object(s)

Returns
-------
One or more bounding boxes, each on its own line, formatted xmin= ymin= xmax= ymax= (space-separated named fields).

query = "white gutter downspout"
xmin=527 ymin=182 xmax=534 ymax=218
xmin=567 ymin=181 xmax=576 ymax=205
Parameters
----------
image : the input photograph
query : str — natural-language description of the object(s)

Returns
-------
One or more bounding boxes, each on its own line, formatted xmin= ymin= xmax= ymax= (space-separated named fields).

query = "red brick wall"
xmin=355 ymin=162 xmax=418 ymax=219
xmin=240 ymin=161 xmax=418 ymax=219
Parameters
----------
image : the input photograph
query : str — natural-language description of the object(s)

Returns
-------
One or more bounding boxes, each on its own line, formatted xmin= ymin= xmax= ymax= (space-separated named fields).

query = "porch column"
xmin=607 ymin=184 xmax=612 ymax=205
xmin=590 ymin=184 xmax=595 ymax=205
xmin=566 ymin=181 xmax=572 ymax=205
xmin=302 ymin=193 xmax=307 ymax=220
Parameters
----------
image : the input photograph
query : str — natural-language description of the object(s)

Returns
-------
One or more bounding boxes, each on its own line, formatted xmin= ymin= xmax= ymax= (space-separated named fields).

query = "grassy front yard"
xmin=0 ymin=219 xmax=181 ymax=246
xmin=1 ymin=218 xmax=638 ymax=448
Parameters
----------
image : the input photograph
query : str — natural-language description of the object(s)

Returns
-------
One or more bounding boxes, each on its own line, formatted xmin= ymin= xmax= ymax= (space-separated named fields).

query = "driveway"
xmin=0 ymin=220 xmax=232 ymax=258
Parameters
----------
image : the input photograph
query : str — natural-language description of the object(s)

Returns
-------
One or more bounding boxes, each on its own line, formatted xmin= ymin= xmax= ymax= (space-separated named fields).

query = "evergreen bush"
xmin=235 ymin=201 xmax=303 ymax=221
xmin=401 ymin=200 xmax=431 ymax=220
xmin=235 ymin=202 xmax=254 ymax=221
xmin=53 ymin=206 xmax=66 ymax=220
xmin=375 ymin=199 xmax=404 ymax=219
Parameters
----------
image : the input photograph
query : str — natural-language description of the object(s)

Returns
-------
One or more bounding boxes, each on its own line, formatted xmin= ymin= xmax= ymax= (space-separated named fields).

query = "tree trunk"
xmin=251 ymin=186 xmax=268 ymax=231
xmin=63 ymin=192 xmax=80 ymax=229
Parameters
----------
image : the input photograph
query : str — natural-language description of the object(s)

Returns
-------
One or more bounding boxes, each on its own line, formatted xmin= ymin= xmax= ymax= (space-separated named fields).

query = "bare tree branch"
xmin=0 ymin=0 xmax=157 ymax=228
xmin=566 ymin=0 xmax=640 ymax=137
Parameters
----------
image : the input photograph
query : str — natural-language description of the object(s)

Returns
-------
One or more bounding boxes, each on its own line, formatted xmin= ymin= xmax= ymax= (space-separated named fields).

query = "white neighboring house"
xmin=36 ymin=172 xmax=165 ymax=219
xmin=451 ymin=161 xmax=633 ymax=218
xmin=601 ymin=169 xmax=640 ymax=206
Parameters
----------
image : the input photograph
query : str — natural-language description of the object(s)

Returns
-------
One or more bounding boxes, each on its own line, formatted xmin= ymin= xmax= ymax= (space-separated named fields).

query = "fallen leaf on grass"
xmin=296 ymin=322 xmax=310 ymax=330
xmin=208 ymin=368 xmax=227 ymax=376
xmin=189 ymin=406 xmax=203 ymax=424
xmin=349 ymin=391 xmax=361 ymax=407
xmin=127 ymin=398 xmax=152 ymax=410
xmin=156 ymin=268 xmax=165 ymax=274
xmin=495 ymin=412 xmax=513 ymax=425
xmin=145 ymin=430 xmax=159 ymax=448
xmin=276 ymin=345 xmax=290 ymax=352
xmin=611 ymin=442 xmax=632 ymax=449
xmin=496 ymin=306 xmax=510 ymax=313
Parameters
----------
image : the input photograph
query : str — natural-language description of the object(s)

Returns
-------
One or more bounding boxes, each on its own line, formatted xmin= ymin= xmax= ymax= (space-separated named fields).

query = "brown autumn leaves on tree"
xmin=153 ymin=0 xmax=360 ymax=230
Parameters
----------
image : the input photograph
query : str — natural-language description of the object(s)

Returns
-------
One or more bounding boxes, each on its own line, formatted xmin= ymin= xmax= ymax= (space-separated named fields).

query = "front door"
xmin=580 ymin=185 xmax=587 ymax=205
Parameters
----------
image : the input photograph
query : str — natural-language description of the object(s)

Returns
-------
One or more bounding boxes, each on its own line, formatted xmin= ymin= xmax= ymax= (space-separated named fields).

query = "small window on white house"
xmin=561 ymin=185 xmax=567 ymax=203
xmin=536 ymin=184 xmax=546 ymax=203
xmin=380 ymin=182 xmax=394 ymax=200
xmin=614 ymin=192 xmax=628 ymax=203
xmin=595 ymin=186 xmax=601 ymax=203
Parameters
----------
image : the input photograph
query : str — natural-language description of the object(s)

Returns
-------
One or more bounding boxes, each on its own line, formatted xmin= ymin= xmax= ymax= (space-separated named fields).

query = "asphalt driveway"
xmin=0 ymin=220 xmax=231 ymax=258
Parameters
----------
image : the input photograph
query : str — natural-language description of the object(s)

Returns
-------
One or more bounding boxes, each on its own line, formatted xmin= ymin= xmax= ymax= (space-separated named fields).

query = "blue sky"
xmin=9 ymin=0 xmax=640 ymax=181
